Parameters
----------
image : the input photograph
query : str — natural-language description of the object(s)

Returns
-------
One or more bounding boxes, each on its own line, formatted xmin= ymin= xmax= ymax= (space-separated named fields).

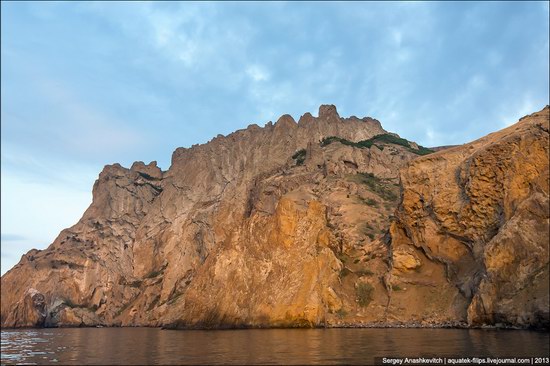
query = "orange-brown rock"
xmin=1 ymin=105 xmax=548 ymax=330
xmin=389 ymin=106 xmax=549 ymax=328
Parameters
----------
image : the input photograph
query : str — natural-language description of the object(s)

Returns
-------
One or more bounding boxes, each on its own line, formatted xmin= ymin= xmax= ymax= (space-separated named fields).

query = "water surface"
xmin=1 ymin=327 xmax=548 ymax=365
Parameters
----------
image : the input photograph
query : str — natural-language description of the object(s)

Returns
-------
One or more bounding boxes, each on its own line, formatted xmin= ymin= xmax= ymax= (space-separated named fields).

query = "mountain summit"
xmin=1 ymin=105 xmax=548 ymax=329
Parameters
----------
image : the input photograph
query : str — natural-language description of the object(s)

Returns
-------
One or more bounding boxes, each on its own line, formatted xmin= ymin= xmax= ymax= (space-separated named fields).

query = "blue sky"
xmin=1 ymin=1 xmax=549 ymax=274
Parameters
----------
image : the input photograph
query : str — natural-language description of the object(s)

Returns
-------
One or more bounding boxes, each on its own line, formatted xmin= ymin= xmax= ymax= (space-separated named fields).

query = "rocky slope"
xmin=1 ymin=105 xmax=548 ymax=329
xmin=389 ymin=106 xmax=549 ymax=328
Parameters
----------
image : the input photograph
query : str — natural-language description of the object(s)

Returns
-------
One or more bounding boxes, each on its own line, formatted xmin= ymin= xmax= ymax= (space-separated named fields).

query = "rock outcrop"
xmin=389 ymin=106 xmax=549 ymax=329
xmin=1 ymin=105 xmax=548 ymax=329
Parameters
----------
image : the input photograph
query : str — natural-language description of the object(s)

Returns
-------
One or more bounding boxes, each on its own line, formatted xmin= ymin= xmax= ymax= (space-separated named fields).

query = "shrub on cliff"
xmin=356 ymin=282 xmax=374 ymax=307
xmin=292 ymin=149 xmax=307 ymax=166
xmin=320 ymin=134 xmax=434 ymax=155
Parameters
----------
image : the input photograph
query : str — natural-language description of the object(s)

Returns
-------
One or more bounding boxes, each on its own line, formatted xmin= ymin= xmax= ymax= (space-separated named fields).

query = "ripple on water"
xmin=1 ymin=330 xmax=51 ymax=365
xmin=1 ymin=327 xmax=549 ymax=365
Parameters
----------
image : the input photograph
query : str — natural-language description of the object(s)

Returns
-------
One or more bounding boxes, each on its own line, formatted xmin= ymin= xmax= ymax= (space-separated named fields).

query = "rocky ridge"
xmin=1 ymin=105 xmax=548 ymax=329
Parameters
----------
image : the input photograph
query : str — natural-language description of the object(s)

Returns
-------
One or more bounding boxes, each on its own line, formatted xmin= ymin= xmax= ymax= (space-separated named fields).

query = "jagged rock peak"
xmin=275 ymin=114 xmax=297 ymax=128
xmin=318 ymin=104 xmax=340 ymax=119
xmin=169 ymin=105 xmax=387 ymax=167
xmin=297 ymin=112 xmax=314 ymax=125
xmin=98 ymin=163 xmax=127 ymax=177
xmin=1 ymin=105 xmax=548 ymax=330
xmin=130 ymin=161 xmax=163 ymax=179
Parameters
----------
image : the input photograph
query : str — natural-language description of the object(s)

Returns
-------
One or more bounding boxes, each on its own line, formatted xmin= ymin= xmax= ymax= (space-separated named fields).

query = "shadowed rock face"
xmin=1 ymin=105 xmax=548 ymax=329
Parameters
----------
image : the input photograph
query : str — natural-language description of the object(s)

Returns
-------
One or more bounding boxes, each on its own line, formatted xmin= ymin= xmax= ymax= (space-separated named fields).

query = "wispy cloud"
xmin=1 ymin=1 xmax=548 ymax=274
xmin=1 ymin=143 xmax=99 ymax=189
xmin=1 ymin=234 xmax=27 ymax=242
xmin=34 ymin=76 xmax=145 ymax=154
xmin=1 ymin=169 xmax=92 ymax=275
xmin=246 ymin=64 xmax=270 ymax=82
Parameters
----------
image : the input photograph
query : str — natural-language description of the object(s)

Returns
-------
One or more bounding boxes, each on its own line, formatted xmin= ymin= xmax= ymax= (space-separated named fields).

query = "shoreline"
xmin=2 ymin=323 xmax=548 ymax=332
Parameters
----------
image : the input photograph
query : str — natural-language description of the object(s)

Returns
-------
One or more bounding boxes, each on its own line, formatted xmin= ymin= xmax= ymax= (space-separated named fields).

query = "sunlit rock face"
xmin=1 ymin=105 xmax=548 ymax=330
xmin=388 ymin=106 xmax=549 ymax=329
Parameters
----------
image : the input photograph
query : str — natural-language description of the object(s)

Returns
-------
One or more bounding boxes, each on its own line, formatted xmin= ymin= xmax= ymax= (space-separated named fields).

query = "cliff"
xmin=389 ymin=106 xmax=549 ymax=328
xmin=1 ymin=105 xmax=548 ymax=329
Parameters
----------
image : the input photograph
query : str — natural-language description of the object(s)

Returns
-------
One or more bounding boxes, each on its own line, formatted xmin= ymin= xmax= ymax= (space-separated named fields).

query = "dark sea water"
xmin=1 ymin=327 xmax=549 ymax=365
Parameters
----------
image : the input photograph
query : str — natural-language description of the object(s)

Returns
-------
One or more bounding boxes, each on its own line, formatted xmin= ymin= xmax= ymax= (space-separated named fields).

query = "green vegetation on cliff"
xmin=320 ymin=134 xmax=434 ymax=155
xmin=292 ymin=149 xmax=307 ymax=166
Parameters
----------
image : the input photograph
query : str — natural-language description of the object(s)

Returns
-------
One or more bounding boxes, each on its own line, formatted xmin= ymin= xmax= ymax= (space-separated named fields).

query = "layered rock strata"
xmin=1 ymin=105 xmax=548 ymax=329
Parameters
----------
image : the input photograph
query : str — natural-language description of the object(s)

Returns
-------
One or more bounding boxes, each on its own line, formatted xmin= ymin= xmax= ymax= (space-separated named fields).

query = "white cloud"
xmin=392 ymin=29 xmax=403 ymax=47
xmin=396 ymin=49 xmax=412 ymax=63
xmin=1 ymin=143 xmax=99 ymax=189
xmin=447 ymin=74 xmax=487 ymax=110
xmin=30 ymin=74 xmax=145 ymax=156
xmin=2 ymin=1 xmax=548 ymax=274
xmin=500 ymin=95 xmax=538 ymax=127
xmin=424 ymin=126 xmax=442 ymax=146
xmin=80 ymin=2 xmax=211 ymax=68
xmin=246 ymin=64 xmax=270 ymax=82
xmin=148 ymin=8 xmax=202 ymax=66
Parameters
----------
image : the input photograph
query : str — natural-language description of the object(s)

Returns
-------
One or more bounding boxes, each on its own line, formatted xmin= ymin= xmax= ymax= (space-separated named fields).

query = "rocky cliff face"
xmin=1 ymin=105 xmax=548 ymax=329
xmin=389 ymin=106 xmax=549 ymax=329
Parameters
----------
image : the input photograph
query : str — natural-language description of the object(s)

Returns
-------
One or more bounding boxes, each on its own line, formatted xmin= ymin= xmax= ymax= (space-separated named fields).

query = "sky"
xmin=1 ymin=1 xmax=549 ymax=275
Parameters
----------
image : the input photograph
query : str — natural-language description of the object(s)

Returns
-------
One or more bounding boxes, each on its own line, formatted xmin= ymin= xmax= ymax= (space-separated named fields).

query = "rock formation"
xmin=1 ymin=105 xmax=548 ymax=329
xmin=389 ymin=107 xmax=550 ymax=328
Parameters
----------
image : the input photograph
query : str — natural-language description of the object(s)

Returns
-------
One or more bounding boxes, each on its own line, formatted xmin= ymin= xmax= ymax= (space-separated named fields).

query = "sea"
xmin=1 ymin=327 xmax=549 ymax=365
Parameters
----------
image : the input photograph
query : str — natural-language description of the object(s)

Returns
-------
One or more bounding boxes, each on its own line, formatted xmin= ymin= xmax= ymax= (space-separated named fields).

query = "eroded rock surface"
xmin=389 ymin=106 xmax=549 ymax=329
xmin=1 ymin=105 xmax=548 ymax=329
